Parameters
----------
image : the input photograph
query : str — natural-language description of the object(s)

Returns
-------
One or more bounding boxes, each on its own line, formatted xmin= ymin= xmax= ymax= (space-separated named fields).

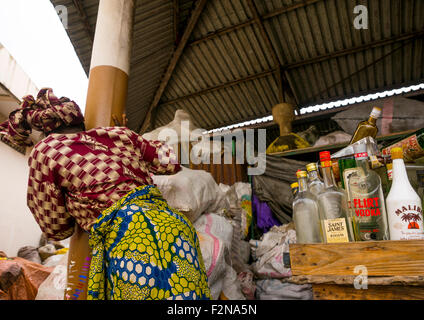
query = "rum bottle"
xmin=386 ymin=147 xmax=424 ymax=240
xmin=292 ymin=171 xmax=322 ymax=243
xmin=317 ymin=151 xmax=353 ymax=243
xmin=349 ymin=106 xmax=381 ymax=144
xmin=347 ymin=144 xmax=390 ymax=241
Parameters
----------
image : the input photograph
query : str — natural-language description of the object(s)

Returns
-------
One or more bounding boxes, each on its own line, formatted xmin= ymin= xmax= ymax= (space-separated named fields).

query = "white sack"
xmin=35 ymin=252 xmax=68 ymax=300
xmin=153 ymin=167 xmax=229 ymax=223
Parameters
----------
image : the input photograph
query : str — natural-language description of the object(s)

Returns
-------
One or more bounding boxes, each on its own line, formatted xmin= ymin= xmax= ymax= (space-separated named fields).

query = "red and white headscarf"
xmin=0 ymin=88 xmax=84 ymax=147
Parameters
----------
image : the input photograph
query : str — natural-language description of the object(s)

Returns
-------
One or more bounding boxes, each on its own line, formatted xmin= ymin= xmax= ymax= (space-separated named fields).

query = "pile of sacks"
xmin=153 ymin=167 xmax=253 ymax=300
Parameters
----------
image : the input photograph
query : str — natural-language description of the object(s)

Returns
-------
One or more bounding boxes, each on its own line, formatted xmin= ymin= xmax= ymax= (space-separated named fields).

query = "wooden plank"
xmin=289 ymin=275 xmax=424 ymax=286
xmin=290 ymin=240 xmax=424 ymax=277
xmin=312 ymin=284 xmax=424 ymax=300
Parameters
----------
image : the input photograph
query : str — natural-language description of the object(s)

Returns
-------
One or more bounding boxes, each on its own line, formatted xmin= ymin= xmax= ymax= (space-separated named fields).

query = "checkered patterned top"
xmin=27 ymin=127 xmax=181 ymax=240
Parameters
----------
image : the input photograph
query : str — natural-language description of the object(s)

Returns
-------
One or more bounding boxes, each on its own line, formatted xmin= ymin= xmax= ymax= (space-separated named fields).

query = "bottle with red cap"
xmin=316 ymin=151 xmax=353 ymax=243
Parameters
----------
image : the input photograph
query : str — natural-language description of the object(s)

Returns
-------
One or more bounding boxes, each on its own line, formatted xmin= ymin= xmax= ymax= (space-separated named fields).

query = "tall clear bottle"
xmin=386 ymin=147 xmax=424 ymax=240
xmin=317 ymin=151 xmax=353 ymax=243
xmin=292 ymin=171 xmax=322 ymax=243
xmin=347 ymin=144 xmax=390 ymax=241
xmin=306 ymin=163 xmax=324 ymax=197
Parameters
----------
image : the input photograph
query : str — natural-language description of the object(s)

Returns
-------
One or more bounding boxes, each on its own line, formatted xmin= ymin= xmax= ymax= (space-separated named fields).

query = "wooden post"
xmin=65 ymin=0 xmax=135 ymax=300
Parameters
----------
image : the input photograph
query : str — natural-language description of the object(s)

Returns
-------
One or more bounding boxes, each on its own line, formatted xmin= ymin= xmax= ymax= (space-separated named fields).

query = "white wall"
xmin=0 ymin=142 xmax=42 ymax=256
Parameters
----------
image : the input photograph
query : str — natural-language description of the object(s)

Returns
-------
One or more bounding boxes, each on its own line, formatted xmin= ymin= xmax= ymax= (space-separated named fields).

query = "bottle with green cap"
xmin=306 ymin=163 xmax=324 ymax=197
xmin=386 ymin=147 xmax=424 ymax=240
xmin=292 ymin=170 xmax=322 ymax=243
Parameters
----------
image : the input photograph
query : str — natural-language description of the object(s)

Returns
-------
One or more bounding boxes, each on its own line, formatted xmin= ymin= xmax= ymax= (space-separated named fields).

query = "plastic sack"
xmin=220 ymin=265 xmax=245 ymax=300
xmin=256 ymin=279 xmax=313 ymax=300
xmin=153 ymin=167 xmax=229 ymax=223
xmin=35 ymin=252 xmax=68 ymax=300
xmin=313 ymin=131 xmax=351 ymax=147
xmin=194 ymin=213 xmax=236 ymax=300
xmin=250 ymin=223 xmax=296 ymax=278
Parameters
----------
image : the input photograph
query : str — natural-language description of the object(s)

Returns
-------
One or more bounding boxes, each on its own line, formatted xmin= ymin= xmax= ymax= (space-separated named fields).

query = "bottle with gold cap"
xmin=349 ymin=106 xmax=382 ymax=144
xmin=386 ymin=147 xmax=424 ymax=240
xmin=317 ymin=151 xmax=353 ymax=243
xmin=306 ymin=163 xmax=324 ymax=197
xmin=292 ymin=170 xmax=322 ymax=243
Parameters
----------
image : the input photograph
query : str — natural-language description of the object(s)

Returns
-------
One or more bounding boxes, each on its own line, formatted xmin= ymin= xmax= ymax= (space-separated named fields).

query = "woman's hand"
xmin=112 ymin=114 xmax=129 ymax=127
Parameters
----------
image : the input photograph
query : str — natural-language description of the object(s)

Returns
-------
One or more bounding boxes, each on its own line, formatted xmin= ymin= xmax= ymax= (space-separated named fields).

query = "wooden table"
xmin=288 ymin=240 xmax=424 ymax=300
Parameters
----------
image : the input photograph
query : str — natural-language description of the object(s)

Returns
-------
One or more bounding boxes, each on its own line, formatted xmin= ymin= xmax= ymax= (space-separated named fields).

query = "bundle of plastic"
xmin=256 ymin=279 xmax=313 ymax=300
xmin=250 ymin=223 xmax=296 ymax=279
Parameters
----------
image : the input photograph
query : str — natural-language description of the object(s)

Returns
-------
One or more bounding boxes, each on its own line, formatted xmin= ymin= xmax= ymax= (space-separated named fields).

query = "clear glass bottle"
xmin=317 ymin=151 xmax=353 ymax=243
xmin=350 ymin=106 xmax=381 ymax=144
xmin=306 ymin=163 xmax=324 ymax=197
xmin=292 ymin=171 xmax=322 ymax=244
xmin=347 ymin=144 xmax=390 ymax=241
xmin=386 ymin=147 xmax=424 ymax=240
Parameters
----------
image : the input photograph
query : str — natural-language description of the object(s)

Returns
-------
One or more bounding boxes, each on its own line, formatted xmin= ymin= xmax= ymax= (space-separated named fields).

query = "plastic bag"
xmin=256 ymin=279 xmax=313 ymax=300
xmin=153 ymin=167 xmax=229 ymax=223
xmin=250 ymin=223 xmax=296 ymax=278
xmin=35 ymin=252 xmax=68 ymax=300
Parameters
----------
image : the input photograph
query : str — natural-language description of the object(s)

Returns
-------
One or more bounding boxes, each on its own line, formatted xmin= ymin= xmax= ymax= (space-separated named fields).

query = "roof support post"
xmin=65 ymin=0 xmax=136 ymax=302
xmin=84 ymin=0 xmax=136 ymax=130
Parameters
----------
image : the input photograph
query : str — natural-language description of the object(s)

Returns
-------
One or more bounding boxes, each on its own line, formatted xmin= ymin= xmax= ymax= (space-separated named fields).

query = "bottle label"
xmin=382 ymin=134 xmax=424 ymax=162
xmin=323 ymin=218 xmax=349 ymax=243
xmin=388 ymin=202 xmax=424 ymax=240
xmin=350 ymin=197 xmax=382 ymax=241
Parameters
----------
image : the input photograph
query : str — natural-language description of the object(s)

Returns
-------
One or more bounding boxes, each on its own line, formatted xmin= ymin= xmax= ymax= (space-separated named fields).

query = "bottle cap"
xmin=306 ymin=163 xmax=317 ymax=172
xmin=370 ymin=106 xmax=382 ymax=119
xmin=391 ymin=147 xmax=403 ymax=160
xmin=296 ymin=170 xmax=307 ymax=178
xmin=319 ymin=151 xmax=331 ymax=161
xmin=319 ymin=151 xmax=332 ymax=168
xmin=290 ymin=182 xmax=299 ymax=189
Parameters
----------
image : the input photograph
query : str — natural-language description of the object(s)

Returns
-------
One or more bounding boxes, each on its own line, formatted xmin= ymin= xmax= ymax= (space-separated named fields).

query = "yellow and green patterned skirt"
xmin=87 ymin=185 xmax=211 ymax=300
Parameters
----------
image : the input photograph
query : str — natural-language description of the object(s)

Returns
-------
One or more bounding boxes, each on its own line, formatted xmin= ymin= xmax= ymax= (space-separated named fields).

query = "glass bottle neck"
xmin=321 ymin=166 xmax=336 ymax=188
xmin=298 ymin=176 xmax=309 ymax=192
xmin=308 ymin=170 xmax=319 ymax=181
xmin=368 ymin=116 xmax=377 ymax=125
xmin=355 ymin=157 xmax=369 ymax=174
xmin=392 ymin=158 xmax=412 ymax=189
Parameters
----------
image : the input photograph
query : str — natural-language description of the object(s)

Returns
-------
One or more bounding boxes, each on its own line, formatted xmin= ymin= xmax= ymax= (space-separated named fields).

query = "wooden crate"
xmin=289 ymin=240 xmax=424 ymax=300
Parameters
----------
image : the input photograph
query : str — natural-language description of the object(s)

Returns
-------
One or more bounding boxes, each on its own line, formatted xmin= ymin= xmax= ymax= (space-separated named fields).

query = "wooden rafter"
xmin=138 ymin=0 xmax=208 ymax=134
xmin=189 ymin=0 xmax=322 ymax=47
xmin=158 ymin=68 xmax=277 ymax=107
xmin=247 ymin=0 xmax=297 ymax=105
xmin=71 ymin=0 xmax=95 ymax=43
xmin=285 ymin=30 xmax=424 ymax=70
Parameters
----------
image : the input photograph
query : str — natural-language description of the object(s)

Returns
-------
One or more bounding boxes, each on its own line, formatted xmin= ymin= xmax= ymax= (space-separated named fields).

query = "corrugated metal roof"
xmin=51 ymin=0 xmax=424 ymax=132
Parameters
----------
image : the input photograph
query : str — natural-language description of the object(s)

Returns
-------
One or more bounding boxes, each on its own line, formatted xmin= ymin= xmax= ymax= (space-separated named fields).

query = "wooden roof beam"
xmin=247 ymin=0 xmax=298 ymax=105
xmin=285 ymin=29 xmax=424 ymax=70
xmin=138 ymin=0 xmax=208 ymax=134
xmin=158 ymin=68 xmax=277 ymax=107
xmin=189 ymin=0 xmax=322 ymax=47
